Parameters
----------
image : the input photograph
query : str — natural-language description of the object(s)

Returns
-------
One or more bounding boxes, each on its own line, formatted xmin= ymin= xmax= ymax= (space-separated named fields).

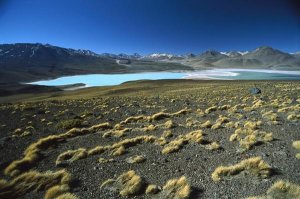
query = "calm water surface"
xmin=29 ymin=69 xmax=300 ymax=87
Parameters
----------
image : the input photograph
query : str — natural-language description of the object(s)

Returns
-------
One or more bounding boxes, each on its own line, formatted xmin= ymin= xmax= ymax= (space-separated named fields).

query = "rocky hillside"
xmin=0 ymin=43 xmax=190 ymax=83
xmin=179 ymin=47 xmax=300 ymax=70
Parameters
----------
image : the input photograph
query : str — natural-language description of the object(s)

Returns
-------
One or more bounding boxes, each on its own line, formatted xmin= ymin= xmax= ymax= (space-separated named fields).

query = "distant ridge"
xmin=0 ymin=43 xmax=299 ymax=83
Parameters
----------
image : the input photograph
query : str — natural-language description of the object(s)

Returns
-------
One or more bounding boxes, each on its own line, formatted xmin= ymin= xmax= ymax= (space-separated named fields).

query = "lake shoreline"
xmin=27 ymin=68 xmax=300 ymax=87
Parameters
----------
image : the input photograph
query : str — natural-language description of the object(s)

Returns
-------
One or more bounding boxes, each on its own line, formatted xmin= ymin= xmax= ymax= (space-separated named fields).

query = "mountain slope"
xmin=180 ymin=46 xmax=300 ymax=69
xmin=0 ymin=43 xmax=300 ymax=84
xmin=0 ymin=43 xmax=191 ymax=83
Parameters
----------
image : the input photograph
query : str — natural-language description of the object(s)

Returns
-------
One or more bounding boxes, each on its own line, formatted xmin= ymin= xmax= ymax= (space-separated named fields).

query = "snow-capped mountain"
xmin=141 ymin=53 xmax=184 ymax=61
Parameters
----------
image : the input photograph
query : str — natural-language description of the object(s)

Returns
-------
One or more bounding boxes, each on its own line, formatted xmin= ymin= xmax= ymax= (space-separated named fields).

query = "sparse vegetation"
xmin=205 ymin=141 xmax=221 ymax=150
xmin=162 ymin=130 xmax=203 ymax=154
xmin=201 ymin=120 xmax=212 ymax=128
xmin=0 ymin=170 xmax=73 ymax=198
xmin=145 ymin=184 xmax=160 ymax=195
xmin=211 ymin=156 xmax=272 ymax=181
xmin=100 ymin=170 xmax=145 ymax=197
xmin=4 ymin=122 xmax=111 ymax=176
xmin=57 ymin=119 xmax=82 ymax=130
xmin=1 ymin=81 xmax=299 ymax=199
xmin=112 ymin=145 xmax=126 ymax=156
xmin=229 ymin=128 xmax=273 ymax=151
xmin=157 ymin=176 xmax=191 ymax=199
xmin=56 ymin=148 xmax=88 ymax=166
xmin=247 ymin=180 xmax=300 ymax=199
xmin=126 ymin=155 xmax=146 ymax=164
xmin=292 ymin=140 xmax=300 ymax=159
xmin=165 ymin=120 xmax=176 ymax=128
xmin=205 ymin=106 xmax=218 ymax=114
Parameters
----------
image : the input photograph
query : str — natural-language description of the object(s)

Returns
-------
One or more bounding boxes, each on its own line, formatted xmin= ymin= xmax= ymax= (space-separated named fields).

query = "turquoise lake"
xmin=29 ymin=69 xmax=300 ymax=87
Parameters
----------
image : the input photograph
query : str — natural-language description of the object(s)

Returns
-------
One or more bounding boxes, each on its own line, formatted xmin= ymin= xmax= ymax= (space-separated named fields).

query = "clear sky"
xmin=0 ymin=0 xmax=299 ymax=55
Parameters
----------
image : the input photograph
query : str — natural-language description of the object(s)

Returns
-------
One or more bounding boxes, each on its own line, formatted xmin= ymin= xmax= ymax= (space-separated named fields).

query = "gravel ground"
xmin=0 ymin=80 xmax=299 ymax=199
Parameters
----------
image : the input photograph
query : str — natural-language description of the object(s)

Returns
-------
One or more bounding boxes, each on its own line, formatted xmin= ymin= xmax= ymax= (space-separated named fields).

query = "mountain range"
xmin=0 ymin=43 xmax=300 ymax=83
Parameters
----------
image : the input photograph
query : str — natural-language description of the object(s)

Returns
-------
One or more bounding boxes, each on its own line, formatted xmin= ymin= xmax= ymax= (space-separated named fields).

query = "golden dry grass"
xmin=112 ymin=145 xmax=126 ymax=156
xmin=148 ymin=108 xmax=190 ymax=121
xmin=120 ymin=115 xmax=145 ymax=124
xmin=0 ymin=170 xmax=72 ymax=198
xmin=262 ymin=111 xmax=279 ymax=121
xmin=200 ymin=120 xmax=212 ymax=128
xmin=126 ymin=155 xmax=146 ymax=164
xmin=211 ymin=156 xmax=272 ymax=182
xmin=158 ymin=176 xmax=191 ymax=199
xmin=55 ymin=193 xmax=78 ymax=199
xmin=145 ymin=184 xmax=159 ymax=195
xmin=162 ymin=130 xmax=203 ymax=154
xmin=211 ymin=122 xmax=222 ymax=130
xmin=56 ymin=148 xmax=88 ymax=166
xmin=98 ymin=158 xmax=114 ymax=163
xmin=229 ymin=128 xmax=273 ymax=151
xmin=165 ymin=120 xmax=176 ymax=128
xmin=247 ymin=180 xmax=300 ymax=199
xmin=204 ymin=106 xmax=218 ymax=114
xmin=103 ymin=128 xmax=131 ymax=138
xmin=44 ymin=184 xmax=70 ymax=199
xmin=100 ymin=170 xmax=144 ymax=197
xmin=205 ymin=142 xmax=221 ymax=150
xmin=162 ymin=130 xmax=173 ymax=138
xmin=5 ymin=122 xmax=111 ymax=177
xmin=293 ymin=140 xmax=300 ymax=159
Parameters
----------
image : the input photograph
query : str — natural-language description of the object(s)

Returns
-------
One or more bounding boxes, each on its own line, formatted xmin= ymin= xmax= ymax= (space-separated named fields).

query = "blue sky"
xmin=0 ymin=0 xmax=299 ymax=55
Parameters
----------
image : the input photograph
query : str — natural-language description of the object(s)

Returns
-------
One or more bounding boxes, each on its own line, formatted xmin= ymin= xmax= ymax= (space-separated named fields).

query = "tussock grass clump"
xmin=145 ymin=184 xmax=160 ymax=195
xmin=57 ymin=119 xmax=82 ymax=130
xmin=252 ymin=99 xmax=264 ymax=108
xmin=5 ymin=122 xmax=111 ymax=177
xmin=287 ymin=113 xmax=300 ymax=121
xmin=149 ymin=112 xmax=171 ymax=121
xmin=186 ymin=118 xmax=200 ymax=127
xmin=216 ymin=115 xmax=230 ymax=124
xmin=44 ymin=184 xmax=70 ymax=199
xmin=111 ymin=135 xmax=157 ymax=149
xmin=55 ymin=193 xmax=78 ymax=199
xmin=162 ymin=130 xmax=203 ymax=154
xmin=205 ymin=106 xmax=218 ymax=114
xmin=126 ymin=155 xmax=146 ymax=164
xmin=244 ymin=121 xmax=262 ymax=130
xmin=293 ymin=140 xmax=300 ymax=159
xmin=200 ymin=120 xmax=212 ymax=128
xmin=219 ymin=104 xmax=230 ymax=110
xmin=100 ymin=170 xmax=145 ymax=197
xmin=162 ymin=138 xmax=186 ymax=154
xmin=56 ymin=148 xmax=88 ymax=166
xmin=165 ymin=120 xmax=176 ymax=128
xmin=142 ymin=124 xmax=157 ymax=132
xmin=184 ymin=130 xmax=203 ymax=143
xmin=230 ymin=128 xmax=273 ymax=151
xmin=155 ymin=137 xmax=167 ymax=146
xmin=120 ymin=115 xmax=145 ymax=124
xmin=98 ymin=158 xmax=114 ymax=163
xmin=247 ymin=180 xmax=300 ymax=199
xmin=162 ymin=130 xmax=173 ymax=138
xmin=205 ymin=142 xmax=220 ymax=150
xmin=112 ymin=145 xmax=126 ymax=156
xmin=0 ymin=170 xmax=72 ymax=198
xmin=211 ymin=122 xmax=222 ymax=130
xmin=157 ymin=176 xmax=191 ymax=199
xmin=225 ymin=121 xmax=236 ymax=128
xmin=148 ymin=108 xmax=190 ymax=121
xmin=262 ymin=111 xmax=279 ymax=121
xmin=211 ymin=156 xmax=272 ymax=182
xmin=88 ymin=146 xmax=110 ymax=156
xmin=103 ymin=128 xmax=131 ymax=138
